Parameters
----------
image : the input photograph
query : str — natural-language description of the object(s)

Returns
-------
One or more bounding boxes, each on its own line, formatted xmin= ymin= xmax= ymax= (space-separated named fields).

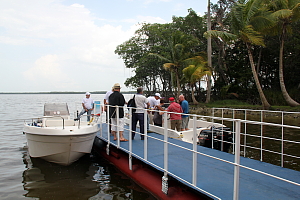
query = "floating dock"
xmin=93 ymin=123 xmax=300 ymax=200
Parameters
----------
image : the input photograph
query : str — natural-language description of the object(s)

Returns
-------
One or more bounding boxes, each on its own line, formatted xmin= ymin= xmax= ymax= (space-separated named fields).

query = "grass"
xmin=191 ymin=99 xmax=300 ymax=112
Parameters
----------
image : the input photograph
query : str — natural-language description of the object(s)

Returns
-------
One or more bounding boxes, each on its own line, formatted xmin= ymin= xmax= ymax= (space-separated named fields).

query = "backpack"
xmin=127 ymin=95 xmax=136 ymax=113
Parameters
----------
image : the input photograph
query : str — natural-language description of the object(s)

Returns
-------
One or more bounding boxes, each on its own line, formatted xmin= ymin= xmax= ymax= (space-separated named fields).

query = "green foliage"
xmin=115 ymin=1 xmax=300 ymax=107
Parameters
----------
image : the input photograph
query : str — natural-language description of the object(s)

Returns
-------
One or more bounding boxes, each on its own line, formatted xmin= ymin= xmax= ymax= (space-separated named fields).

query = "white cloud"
xmin=0 ymin=0 xmax=138 ymax=91
xmin=0 ymin=0 xmax=210 ymax=92
xmin=23 ymin=54 xmax=76 ymax=90
xmin=71 ymin=3 xmax=85 ymax=8
xmin=174 ymin=3 xmax=184 ymax=11
xmin=143 ymin=0 xmax=172 ymax=4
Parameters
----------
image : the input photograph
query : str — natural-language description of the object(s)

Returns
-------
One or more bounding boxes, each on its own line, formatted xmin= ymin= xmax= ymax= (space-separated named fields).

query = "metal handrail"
xmin=100 ymin=105 xmax=300 ymax=200
xmin=26 ymin=116 xmax=66 ymax=129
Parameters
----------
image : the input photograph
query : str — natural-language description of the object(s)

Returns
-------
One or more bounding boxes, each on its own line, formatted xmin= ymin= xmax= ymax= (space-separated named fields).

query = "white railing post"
xmin=281 ymin=111 xmax=284 ymax=167
xmin=106 ymin=105 xmax=110 ymax=155
xmin=107 ymin=105 xmax=110 ymax=142
xmin=100 ymin=104 xmax=103 ymax=137
xmin=144 ymin=108 xmax=148 ymax=160
xmin=192 ymin=115 xmax=197 ymax=185
xmin=162 ymin=112 xmax=169 ymax=194
xmin=260 ymin=110 xmax=263 ymax=161
xmin=116 ymin=106 xmax=120 ymax=147
xmin=233 ymin=119 xmax=241 ymax=200
xmin=243 ymin=110 xmax=247 ymax=157
xmin=232 ymin=109 xmax=236 ymax=153
xmin=212 ymin=108 xmax=215 ymax=122
xmin=221 ymin=110 xmax=224 ymax=151
xmin=129 ymin=107 xmax=133 ymax=170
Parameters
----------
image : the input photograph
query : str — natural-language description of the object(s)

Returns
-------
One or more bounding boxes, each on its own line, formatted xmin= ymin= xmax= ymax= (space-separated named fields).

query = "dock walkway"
xmin=97 ymin=123 xmax=300 ymax=200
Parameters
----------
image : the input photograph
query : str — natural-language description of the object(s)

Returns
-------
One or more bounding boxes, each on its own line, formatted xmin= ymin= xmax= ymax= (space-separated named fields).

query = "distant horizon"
xmin=0 ymin=91 xmax=135 ymax=94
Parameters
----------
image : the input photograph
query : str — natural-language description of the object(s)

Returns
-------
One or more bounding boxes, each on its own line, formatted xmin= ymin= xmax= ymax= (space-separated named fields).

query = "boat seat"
xmin=45 ymin=119 xmax=75 ymax=127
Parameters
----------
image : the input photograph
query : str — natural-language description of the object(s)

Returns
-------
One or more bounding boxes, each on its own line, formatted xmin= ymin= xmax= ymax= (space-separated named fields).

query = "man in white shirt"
xmin=75 ymin=92 xmax=94 ymax=121
xmin=104 ymin=88 xmax=113 ymax=105
xmin=147 ymin=93 xmax=161 ymax=128
xmin=104 ymin=87 xmax=114 ymax=132
xmin=132 ymin=87 xmax=150 ymax=140
xmin=148 ymin=93 xmax=161 ymax=109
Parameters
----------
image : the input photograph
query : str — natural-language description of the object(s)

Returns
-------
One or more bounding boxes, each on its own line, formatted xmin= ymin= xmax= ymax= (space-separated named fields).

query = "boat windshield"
xmin=44 ymin=103 xmax=69 ymax=116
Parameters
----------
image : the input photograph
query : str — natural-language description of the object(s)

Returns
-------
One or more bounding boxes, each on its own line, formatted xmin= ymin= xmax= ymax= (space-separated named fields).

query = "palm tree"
xmin=206 ymin=0 xmax=212 ymax=104
xmin=183 ymin=55 xmax=211 ymax=104
xmin=205 ymin=0 xmax=273 ymax=109
xmin=149 ymin=31 xmax=198 ymax=97
xmin=266 ymin=0 xmax=300 ymax=106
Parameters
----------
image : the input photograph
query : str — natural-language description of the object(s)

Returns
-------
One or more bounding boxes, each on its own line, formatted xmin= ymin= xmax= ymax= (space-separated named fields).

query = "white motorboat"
xmin=148 ymin=118 xmax=232 ymax=151
xmin=124 ymin=113 xmax=232 ymax=152
xmin=23 ymin=103 xmax=101 ymax=166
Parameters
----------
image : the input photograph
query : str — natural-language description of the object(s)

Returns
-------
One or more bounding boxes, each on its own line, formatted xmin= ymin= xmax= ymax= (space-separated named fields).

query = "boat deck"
xmin=96 ymin=123 xmax=300 ymax=200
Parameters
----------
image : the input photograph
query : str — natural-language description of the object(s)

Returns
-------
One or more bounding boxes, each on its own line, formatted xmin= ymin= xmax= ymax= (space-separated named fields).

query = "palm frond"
xmin=163 ymin=63 xmax=177 ymax=71
xmin=291 ymin=3 xmax=300 ymax=21
xmin=250 ymin=8 xmax=275 ymax=31
xmin=272 ymin=9 xmax=293 ymax=19
xmin=148 ymin=53 xmax=171 ymax=63
xmin=241 ymin=25 xmax=265 ymax=46
xmin=245 ymin=0 xmax=263 ymax=24
xmin=204 ymin=30 xmax=238 ymax=43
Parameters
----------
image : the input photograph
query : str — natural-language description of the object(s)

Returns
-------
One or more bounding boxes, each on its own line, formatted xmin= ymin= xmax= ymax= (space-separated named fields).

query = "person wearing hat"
xmin=108 ymin=83 xmax=128 ymax=141
xmin=166 ymin=97 xmax=183 ymax=131
xmin=147 ymin=93 xmax=161 ymax=129
xmin=148 ymin=93 xmax=161 ymax=109
xmin=75 ymin=92 xmax=94 ymax=121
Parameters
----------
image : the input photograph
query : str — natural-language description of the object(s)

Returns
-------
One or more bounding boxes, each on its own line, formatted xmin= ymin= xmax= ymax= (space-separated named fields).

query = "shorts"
xmin=170 ymin=119 xmax=182 ymax=131
xmin=182 ymin=117 xmax=189 ymax=130
xmin=111 ymin=118 xmax=124 ymax=132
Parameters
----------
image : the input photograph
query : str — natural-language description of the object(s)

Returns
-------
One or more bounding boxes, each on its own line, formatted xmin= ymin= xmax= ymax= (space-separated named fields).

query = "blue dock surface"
xmin=97 ymin=124 xmax=300 ymax=200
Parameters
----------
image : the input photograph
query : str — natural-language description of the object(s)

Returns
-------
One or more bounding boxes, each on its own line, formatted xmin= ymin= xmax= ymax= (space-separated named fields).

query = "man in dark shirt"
xmin=109 ymin=83 xmax=128 ymax=141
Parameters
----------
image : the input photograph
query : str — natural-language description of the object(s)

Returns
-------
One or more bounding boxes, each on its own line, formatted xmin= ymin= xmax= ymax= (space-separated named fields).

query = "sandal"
xmin=120 ymin=139 xmax=128 ymax=142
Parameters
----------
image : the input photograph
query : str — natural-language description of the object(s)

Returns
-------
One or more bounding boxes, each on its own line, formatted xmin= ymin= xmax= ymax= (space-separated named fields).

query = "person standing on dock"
xmin=153 ymin=99 xmax=165 ymax=127
xmin=166 ymin=97 xmax=183 ymax=131
xmin=75 ymin=92 xmax=94 ymax=121
xmin=179 ymin=95 xmax=189 ymax=131
xmin=132 ymin=87 xmax=150 ymax=140
xmin=109 ymin=83 xmax=128 ymax=141
xmin=104 ymin=87 xmax=114 ymax=133
xmin=147 ymin=93 xmax=161 ymax=130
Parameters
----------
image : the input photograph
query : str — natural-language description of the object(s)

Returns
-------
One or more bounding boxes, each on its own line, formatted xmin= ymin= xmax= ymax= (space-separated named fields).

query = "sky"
xmin=0 ymin=0 xmax=217 ymax=92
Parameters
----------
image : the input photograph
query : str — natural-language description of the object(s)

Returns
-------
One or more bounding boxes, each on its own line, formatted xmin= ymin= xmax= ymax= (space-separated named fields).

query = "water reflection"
xmin=22 ymin=149 xmax=154 ymax=200
xmin=22 ymin=151 xmax=101 ymax=200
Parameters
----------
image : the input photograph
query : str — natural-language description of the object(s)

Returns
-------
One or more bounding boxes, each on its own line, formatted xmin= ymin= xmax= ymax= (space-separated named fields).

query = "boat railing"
xmin=25 ymin=116 xmax=67 ymax=129
xmin=100 ymin=105 xmax=300 ymax=200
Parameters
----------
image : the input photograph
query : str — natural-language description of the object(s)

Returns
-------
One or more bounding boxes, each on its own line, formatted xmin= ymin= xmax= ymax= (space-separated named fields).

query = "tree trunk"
xmin=191 ymin=84 xmax=199 ymax=104
xmin=279 ymin=27 xmax=299 ymax=107
xmin=175 ymin=68 xmax=181 ymax=98
xmin=205 ymin=0 xmax=212 ymax=104
xmin=246 ymin=43 xmax=271 ymax=110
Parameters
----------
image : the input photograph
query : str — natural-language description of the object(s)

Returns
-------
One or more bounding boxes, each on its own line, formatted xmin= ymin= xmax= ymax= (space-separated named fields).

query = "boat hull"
xmin=24 ymin=124 xmax=99 ymax=166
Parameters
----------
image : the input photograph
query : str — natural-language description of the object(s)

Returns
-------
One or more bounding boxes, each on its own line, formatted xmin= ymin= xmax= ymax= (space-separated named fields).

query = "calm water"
xmin=0 ymin=94 xmax=155 ymax=200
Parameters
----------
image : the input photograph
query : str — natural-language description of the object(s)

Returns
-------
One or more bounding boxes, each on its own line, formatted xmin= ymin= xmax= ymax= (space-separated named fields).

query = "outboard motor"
xmin=198 ymin=127 xmax=232 ymax=152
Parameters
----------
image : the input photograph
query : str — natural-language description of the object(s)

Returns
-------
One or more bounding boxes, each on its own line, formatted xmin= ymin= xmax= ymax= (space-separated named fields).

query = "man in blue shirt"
xmin=179 ymin=95 xmax=189 ymax=131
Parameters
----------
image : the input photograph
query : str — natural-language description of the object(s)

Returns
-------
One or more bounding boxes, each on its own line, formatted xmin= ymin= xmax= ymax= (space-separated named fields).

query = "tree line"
xmin=115 ymin=0 xmax=300 ymax=109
